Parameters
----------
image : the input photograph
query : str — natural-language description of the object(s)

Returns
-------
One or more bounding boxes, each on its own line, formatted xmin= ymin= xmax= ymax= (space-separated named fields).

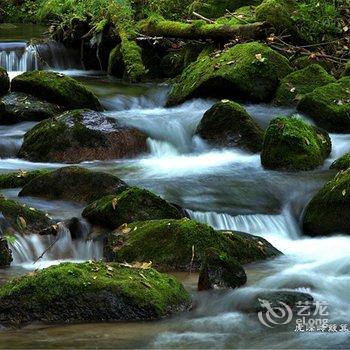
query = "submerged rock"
xmin=0 ymin=68 xmax=9 ymax=97
xmin=0 ymin=93 xmax=62 ymax=124
xmin=0 ymin=197 xmax=52 ymax=234
xmin=18 ymin=109 xmax=148 ymax=163
xmin=303 ymin=169 xmax=350 ymax=236
xmin=105 ymin=219 xmax=280 ymax=271
xmin=0 ymin=169 xmax=51 ymax=189
xmin=11 ymin=71 xmax=102 ymax=111
xmin=274 ymin=64 xmax=336 ymax=106
xmin=261 ymin=117 xmax=331 ymax=171
xmin=297 ymin=77 xmax=350 ymax=133
xmin=83 ymin=188 xmax=184 ymax=229
xmin=196 ymin=100 xmax=264 ymax=152
xmin=167 ymin=42 xmax=292 ymax=106
xmin=19 ymin=166 xmax=128 ymax=204
xmin=0 ymin=261 xmax=191 ymax=327
xmin=239 ymin=290 xmax=314 ymax=313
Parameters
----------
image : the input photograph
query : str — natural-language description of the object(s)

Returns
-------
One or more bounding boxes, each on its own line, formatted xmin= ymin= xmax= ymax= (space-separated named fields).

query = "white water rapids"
xmin=0 ymin=39 xmax=350 ymax=347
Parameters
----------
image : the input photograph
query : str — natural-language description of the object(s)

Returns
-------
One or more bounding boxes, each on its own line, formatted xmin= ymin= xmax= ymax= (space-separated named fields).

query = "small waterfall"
xmin=187 ymin=206 xmax=301 ymax=240
xmin=0 ymin=40 xmax=80 ymax=72
xmin=10 ymin=221 xmax=103 ymax=268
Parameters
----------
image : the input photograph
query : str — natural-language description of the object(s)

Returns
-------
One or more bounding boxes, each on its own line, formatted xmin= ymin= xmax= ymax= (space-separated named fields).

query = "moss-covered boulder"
xmin=274 ymin=64 xmax=336 ymax=106
xmin=167 ymin=42 xmax=292 ymax=106
xmin=196 ymin=100 xmax=264 ymax=152
xmin=0 ymin=261 xmax=191 ymax=327
xmin=0 ymin=93 xmax=62 ymax=124
xmin=0 ymin=197 xmax=52 ymax=234
xmin=290 ymin=56 xmax=333 ymax=72
xmin=0 ymin=238 xmax=12 ymax=267
xmin=331 ymin=153 xmax=350 ymax=171
xmin=189 ymin=0 xmax=261 ymax=18
xmin=261 ymin=117 xmax=331 ymax=171
xmin=19 ymin=166 xmax=128 ymax=204
xmin=11 ymin=71 xmax=102 ymax=111
xmin=18 ymin=109 xmax=148 ymax=163
xmin=83 ymin=188 xmax=184 ymax=229
xmin=0 ymin=169 xmax=51 ymax=189
xmin=108 ymin=44 xmax=125 ymax=78
xmin=0 ymin=68 xmax=10 ymax=97
xmin=105 ymin=219 xmax=281 ymax=270
xmin=303 ymin=169 xmax=350 ymax=236
xmin=297 ymin=77 xmax=350 ymax=133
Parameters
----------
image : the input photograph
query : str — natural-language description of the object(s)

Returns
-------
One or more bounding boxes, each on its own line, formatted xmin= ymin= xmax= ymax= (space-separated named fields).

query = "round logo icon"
xmin=257 ymin=298 xmax=293 ymax=328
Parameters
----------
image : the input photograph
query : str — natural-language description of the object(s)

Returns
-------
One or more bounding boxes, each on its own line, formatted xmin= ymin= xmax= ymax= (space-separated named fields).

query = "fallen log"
xmin=139 ymin=20 xmax=270 ymax=41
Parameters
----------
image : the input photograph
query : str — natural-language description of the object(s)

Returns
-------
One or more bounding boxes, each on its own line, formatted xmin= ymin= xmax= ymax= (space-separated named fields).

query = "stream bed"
xmin=0 ymin=24 xmax=349 ymax=349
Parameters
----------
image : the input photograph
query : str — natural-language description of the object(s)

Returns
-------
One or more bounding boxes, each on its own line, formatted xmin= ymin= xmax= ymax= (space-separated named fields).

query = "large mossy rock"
xmin=303 ymin=169 xmax=350 ymax=236
xmin=297 ymin=77 xmax=350 ymax=133
xmin=105 ymin=219 xmax=281 ymax=270
xmin=19 ymin=167 xmax=128 ymax=204
xmin=274 ymin=64 xmax=336 ymax=106
xmin=0 ymin=197 xmax=52 ymax=234
xmin=167 ymin=42 xmax=292 ymax=106
xmin=11 ymin=71 xmax=102 ymax=111
xmin=0 ymin=93 xmax=62 ymax=124
xmin=18 ymin=109 xmax=148 ymax=163
xmin=83 ymin=188 xmax=185 ymax=229
xmin=189 ymin=0 xmax=261 ymax=19
xmin=0 ymin=261 xmax=191 ymax=327
xmin=261 ymin=117 xmax=331 ymax=171
xmin=0 ymin=68 xmax=10 ymax=97
xmin=331 ymin=153 xmax=350 ymax=171
xmin=0 ymin=169 xmax=51 ymax=189
xmin=196 ymin=100 xmax=264 ymax=152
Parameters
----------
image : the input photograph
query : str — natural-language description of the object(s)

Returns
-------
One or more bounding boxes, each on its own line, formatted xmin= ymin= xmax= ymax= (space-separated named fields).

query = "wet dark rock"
xmin=0 ymin=261 xmax=192 ymax=327
xmin=18 ymin=109 xmax=148 ymax=163
xmin=198 ymin=248 xmax=247 ymax=291
xmin=19 ymin=166 xmax=128 ymax=204
xmin=11 ymin=71 xmax=102 ymax=111
xmin=303 ymin=168 xmax=350 ymax=236
xmin=0 ymin=93 xmax=62 ymax=124
xmin=83 ymin=188 xmax=184 ymax=229
xmin=0 ymin=238 xmax=12 ymax=267
xmin=261 ymin=117 xmax=331 ymax=171
xmin=196 ymin=100 xmax=264 ymax=153
xmin=0 ymin=68 xmax=10 ymax=97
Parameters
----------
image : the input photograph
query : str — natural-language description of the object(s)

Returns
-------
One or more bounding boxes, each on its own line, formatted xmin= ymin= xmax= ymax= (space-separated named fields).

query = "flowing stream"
xmin=0 ymin=25 xmax=349 ymax=349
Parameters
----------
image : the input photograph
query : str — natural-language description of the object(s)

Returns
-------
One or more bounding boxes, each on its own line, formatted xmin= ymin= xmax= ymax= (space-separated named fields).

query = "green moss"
xmin=11 ymin=71 xmax=101 ymax=110
xmin=106 ymin=219 xmax=280 ymax=270
xmin=0 ymin=68 xmax=10 ymax=97
xmin=196 ymin=100 xmax=264 ymax=152
xmin=297 ymin=77 xmax=350 ymax=133
xmin=120 ymin=39 xmax=147 ymax=81
xmin=108 ymin=44 xmax=125 ymax=77
xmin=0 ymin=261 xmax=191 ymax=325
xmin=343 ymin=61 xmax=350 ymax=77
xmin=19 ymin=166 xmax=128 ymax=204
xmin=290 ymin=56 xmax=333 ymax=72
xmin=189 ymin=0 xmax=261 ymax=19
xmin=0 ymin=169 xmax=51 ymax=189
xmin=0 ymin=197 xmax=52 ymax=234
xmin=303 ymin=168 xmax=350 ymax=236
xmin=274 ymin=64 xmax=336 ymax=106
xmin=331 ymin=153 xmax=350 ymax=171
xmin=167 ymin=42 xmax=292 ymax=106
xmin=215 ymin=6 xmax=257 ymax=26
xmin=83 ymin=187 xmax=184 ymax=229
xmin=261 ymin=116 xmax=331 ymax=171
